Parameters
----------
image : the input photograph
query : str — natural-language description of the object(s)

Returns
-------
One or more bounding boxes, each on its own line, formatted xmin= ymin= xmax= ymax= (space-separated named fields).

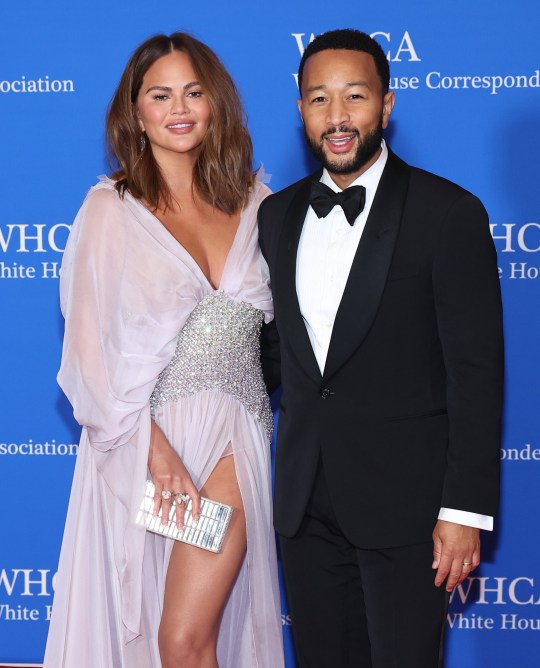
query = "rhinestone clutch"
xmin=136 ymin=480 xmax=233 ymax=553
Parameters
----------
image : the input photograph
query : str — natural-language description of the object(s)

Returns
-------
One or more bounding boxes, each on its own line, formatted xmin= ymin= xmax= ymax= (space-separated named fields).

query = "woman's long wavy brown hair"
xmin=106 ymin=33 xmax=255 ymax=214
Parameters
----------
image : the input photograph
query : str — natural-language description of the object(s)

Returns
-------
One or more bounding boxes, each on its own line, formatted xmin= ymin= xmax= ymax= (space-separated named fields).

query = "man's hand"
xmin=432 ymin=520 xmax=480 ymax=592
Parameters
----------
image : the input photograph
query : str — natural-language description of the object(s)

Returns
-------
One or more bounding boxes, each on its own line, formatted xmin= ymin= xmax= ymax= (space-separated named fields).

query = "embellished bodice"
xmin=150 ymin=291 xmax=273 ymax=440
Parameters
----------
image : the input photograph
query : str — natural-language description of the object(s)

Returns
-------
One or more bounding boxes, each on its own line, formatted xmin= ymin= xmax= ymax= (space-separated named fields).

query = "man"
xmin=258 ymin=29 xmax=503 ymax=667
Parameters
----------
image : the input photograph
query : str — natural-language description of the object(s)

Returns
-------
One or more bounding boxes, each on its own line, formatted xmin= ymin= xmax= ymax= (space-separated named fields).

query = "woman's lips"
xmin=166 ymin=122 xmax=195 ymax=134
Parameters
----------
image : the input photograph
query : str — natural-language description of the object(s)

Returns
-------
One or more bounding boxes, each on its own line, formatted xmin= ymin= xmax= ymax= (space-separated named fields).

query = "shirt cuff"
xmin=438 ymin=507 xmax=494 ymax=531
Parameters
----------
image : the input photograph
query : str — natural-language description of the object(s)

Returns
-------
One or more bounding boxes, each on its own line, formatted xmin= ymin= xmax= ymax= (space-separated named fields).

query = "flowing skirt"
xmin=44 ymin=390 xmax=283 ymax=667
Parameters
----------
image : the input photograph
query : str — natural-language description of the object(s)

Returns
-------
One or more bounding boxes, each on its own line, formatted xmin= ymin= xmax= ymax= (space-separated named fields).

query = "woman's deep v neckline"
xmin=141 ymin=203 xmax=245 ymax=291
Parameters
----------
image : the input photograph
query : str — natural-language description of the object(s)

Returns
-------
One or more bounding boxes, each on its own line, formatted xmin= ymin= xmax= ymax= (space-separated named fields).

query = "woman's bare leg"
xmin=158 ymin=454 xmax=246 ymax=668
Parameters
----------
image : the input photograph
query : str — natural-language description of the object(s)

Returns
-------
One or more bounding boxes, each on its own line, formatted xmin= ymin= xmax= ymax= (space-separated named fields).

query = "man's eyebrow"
xmin=305 ymin=80 xmax=370 ymax=93
xmin=345 ymin=80 xmax=370 ymax=88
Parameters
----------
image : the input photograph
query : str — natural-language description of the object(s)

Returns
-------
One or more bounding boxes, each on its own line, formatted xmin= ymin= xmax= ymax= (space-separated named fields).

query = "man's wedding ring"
xmin=161 ymin=490 xmax=172 ymax=501
xmin=175 ymin=493 xmax=189 ymax=505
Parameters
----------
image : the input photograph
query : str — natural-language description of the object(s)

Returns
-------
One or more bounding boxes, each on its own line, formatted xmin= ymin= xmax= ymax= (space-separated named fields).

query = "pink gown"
xmin=43 ymin=177 xmax=284 ymax=667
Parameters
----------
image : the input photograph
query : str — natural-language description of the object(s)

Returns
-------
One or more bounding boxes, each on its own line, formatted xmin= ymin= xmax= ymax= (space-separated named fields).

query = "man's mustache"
xmin=320 ymin=126 xmax=359 ymax=140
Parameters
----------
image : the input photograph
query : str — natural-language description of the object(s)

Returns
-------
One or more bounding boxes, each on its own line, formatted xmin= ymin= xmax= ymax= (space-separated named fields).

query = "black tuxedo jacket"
xmin=258 ymin=149 xmax=504 ymax=548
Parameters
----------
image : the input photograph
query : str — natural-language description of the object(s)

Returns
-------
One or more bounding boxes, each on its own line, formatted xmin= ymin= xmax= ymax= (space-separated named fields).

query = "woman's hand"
xmin=148 ymin=420 xmax=201 ymax=530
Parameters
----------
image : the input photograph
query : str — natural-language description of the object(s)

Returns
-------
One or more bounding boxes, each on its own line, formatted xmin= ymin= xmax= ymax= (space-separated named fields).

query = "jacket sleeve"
xmin=433 ymin=192 xmax=504 ymax=517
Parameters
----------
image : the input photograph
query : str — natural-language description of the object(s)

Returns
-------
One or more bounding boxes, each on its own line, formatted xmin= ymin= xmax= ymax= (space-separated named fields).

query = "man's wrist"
xmin=438 ymin=507 xmax=493 ymax=531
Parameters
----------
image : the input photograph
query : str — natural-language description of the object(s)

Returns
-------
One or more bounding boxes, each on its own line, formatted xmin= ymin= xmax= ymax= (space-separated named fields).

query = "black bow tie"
xmin=309 ymin=180 xmax=366 ymax=226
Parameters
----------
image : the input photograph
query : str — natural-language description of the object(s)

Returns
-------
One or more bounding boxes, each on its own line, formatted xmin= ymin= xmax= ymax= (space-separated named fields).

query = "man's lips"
xmin=323 ymin=133 xmax=357 ymax=154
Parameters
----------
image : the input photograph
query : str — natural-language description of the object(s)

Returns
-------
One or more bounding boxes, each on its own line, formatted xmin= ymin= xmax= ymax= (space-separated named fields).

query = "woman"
xmin=44 ymin=33 xmax=283 ymax=668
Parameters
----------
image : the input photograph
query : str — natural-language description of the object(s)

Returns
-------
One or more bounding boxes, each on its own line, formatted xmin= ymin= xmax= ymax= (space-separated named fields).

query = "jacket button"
xmin=321 ymin=388 xmax=332 ymax=399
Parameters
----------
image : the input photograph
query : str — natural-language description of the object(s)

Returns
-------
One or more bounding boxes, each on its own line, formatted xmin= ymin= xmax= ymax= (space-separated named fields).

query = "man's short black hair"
xmin=298 ymin=29 xmax=390 ymax=95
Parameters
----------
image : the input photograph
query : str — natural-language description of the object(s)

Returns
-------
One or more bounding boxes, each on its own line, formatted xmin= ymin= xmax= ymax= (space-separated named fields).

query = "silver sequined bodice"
xmin=150 ymin=291 xmax=273 ymax=440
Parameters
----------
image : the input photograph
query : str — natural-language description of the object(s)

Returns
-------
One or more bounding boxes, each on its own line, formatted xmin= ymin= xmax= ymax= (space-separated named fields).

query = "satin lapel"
xmin=323 ymin=152 xmax=411 ymax=382
xmin=275 ymin=173 xmax=322 ymax=384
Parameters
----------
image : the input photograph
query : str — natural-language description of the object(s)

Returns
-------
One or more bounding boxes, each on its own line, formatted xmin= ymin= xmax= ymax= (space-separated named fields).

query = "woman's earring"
xmin=139 ymin=132 xmax=146 ymax=152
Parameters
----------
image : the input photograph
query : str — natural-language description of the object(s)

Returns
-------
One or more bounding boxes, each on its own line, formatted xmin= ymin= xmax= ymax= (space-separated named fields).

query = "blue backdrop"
xmin=1 ymin=1 xmax=539 ymax=665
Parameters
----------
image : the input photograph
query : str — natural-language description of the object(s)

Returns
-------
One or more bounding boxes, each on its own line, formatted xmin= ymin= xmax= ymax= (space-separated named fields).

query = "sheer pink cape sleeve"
xmin=57 ymin=183 xmax=192 ymax=452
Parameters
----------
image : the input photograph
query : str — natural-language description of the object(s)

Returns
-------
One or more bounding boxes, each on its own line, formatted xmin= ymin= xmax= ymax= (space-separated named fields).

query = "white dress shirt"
xmin=295 ymin=140 xmax=492 ymax=531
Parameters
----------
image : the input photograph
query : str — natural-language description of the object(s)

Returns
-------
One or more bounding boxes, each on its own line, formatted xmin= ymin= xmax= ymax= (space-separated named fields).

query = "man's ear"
xmin=382 ymin=91 xmax=395 ymax=129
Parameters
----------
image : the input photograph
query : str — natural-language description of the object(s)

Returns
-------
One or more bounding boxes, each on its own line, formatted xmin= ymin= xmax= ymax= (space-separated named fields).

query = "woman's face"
xmin=135 ymin=50 xmax=211 ymax=164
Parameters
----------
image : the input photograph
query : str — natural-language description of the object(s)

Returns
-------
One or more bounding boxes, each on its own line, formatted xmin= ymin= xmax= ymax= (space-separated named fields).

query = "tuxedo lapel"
xmin=323 ymin=152 xmax=411 ymax=381
xmin=275 ymin=173 xmax=322 ymax=384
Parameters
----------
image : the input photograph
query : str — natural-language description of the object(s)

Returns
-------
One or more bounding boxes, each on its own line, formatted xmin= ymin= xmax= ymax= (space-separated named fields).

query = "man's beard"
xmin=305 ymin=120 xmax=383 ymax=175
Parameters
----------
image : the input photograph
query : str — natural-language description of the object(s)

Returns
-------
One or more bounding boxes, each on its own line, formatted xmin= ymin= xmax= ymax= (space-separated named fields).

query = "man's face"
xmin=298 ymin=49 xmax=394 ymax=185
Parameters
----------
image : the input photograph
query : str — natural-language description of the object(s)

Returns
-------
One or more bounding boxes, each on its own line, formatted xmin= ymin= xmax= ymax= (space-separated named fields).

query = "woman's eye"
xmin=153 ymin=94 xmax=168 ymax=101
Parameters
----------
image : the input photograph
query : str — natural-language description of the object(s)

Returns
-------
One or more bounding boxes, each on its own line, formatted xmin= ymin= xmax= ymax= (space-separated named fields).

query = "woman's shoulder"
xmin=239 ymin=180 xmax=271 ymax=230
xmin=78 ymin=176 xmax=138 ymax=224
xmin=72 ymin=177 xmax=136 ymax=246
xmin=247 ymin=172 xmax=272 ymax=209
xmin=84 ymin=175 xmax=123 ymax=206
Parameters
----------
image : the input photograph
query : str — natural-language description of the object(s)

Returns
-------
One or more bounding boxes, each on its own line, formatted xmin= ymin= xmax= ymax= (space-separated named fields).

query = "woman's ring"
xmin=175 ymin=493 xmax=189 ymax=505
xmin=462 ymin=561 xmax=472 ymax=566
xmin=161 ymin=490 xmax=172 ymax=501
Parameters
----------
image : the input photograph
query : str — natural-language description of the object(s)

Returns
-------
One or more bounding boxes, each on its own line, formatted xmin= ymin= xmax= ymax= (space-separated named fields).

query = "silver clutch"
xmin=136 ymin=479 xmax=233 ymax=553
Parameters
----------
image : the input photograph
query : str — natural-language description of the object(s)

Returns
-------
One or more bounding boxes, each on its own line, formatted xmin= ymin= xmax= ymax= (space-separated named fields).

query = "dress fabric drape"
xmin=43 ymin=177 xmax=284 ymax=667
